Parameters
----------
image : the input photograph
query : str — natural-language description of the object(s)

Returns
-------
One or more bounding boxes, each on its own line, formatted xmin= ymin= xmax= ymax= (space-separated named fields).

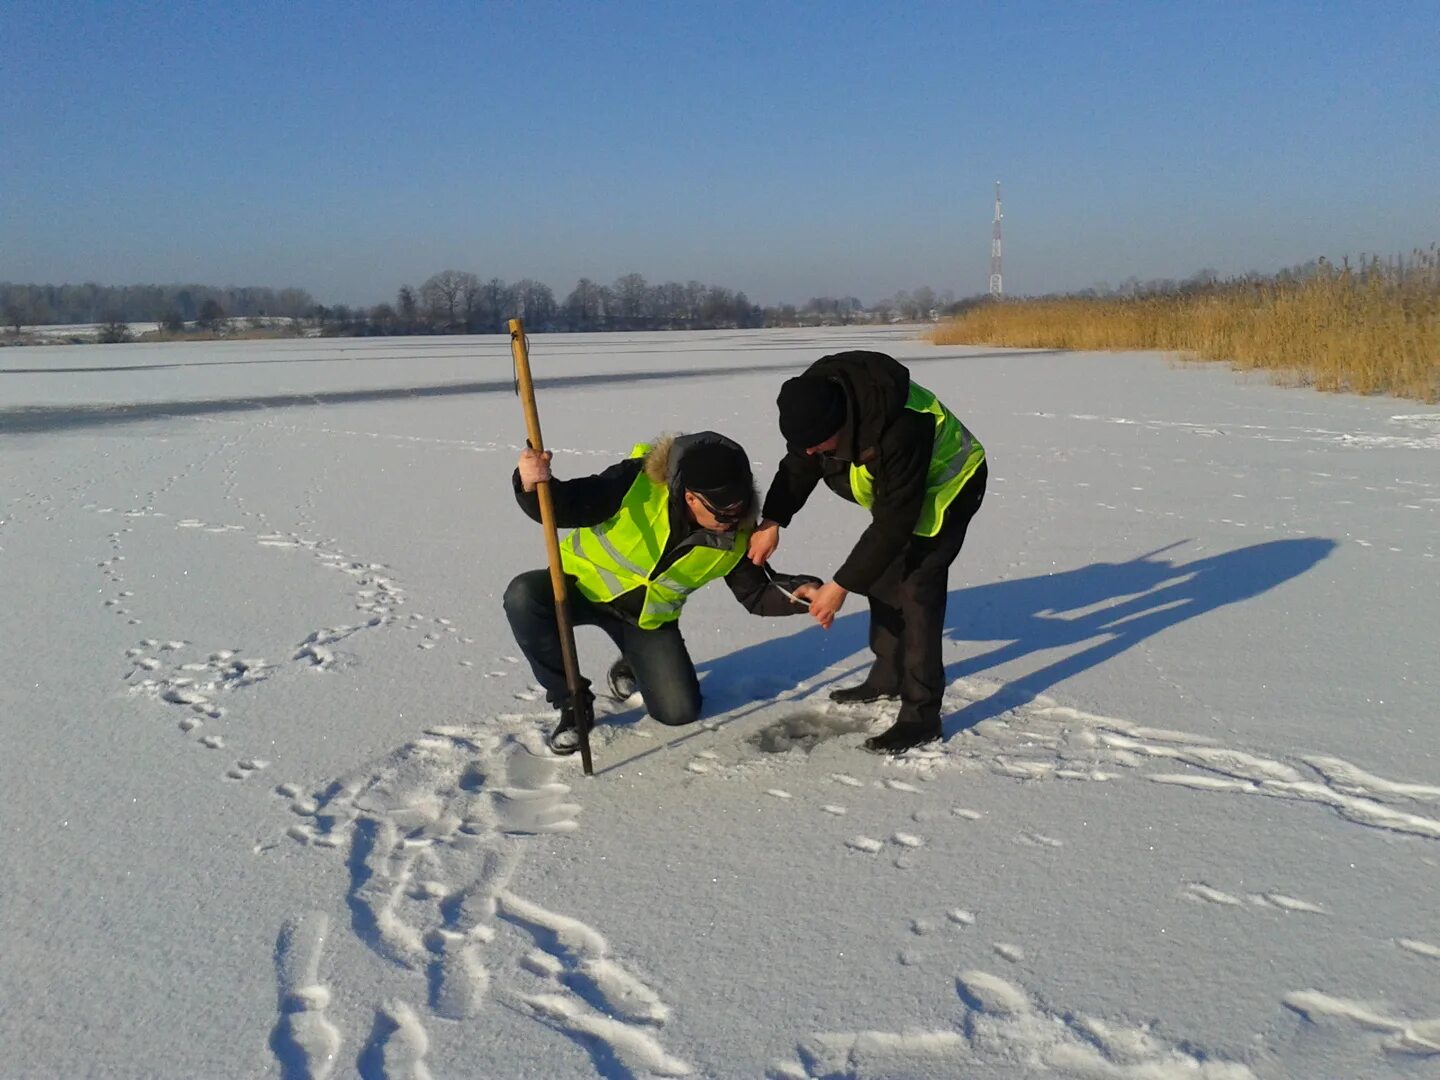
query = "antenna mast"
xmin=989 ymin=181 xmax=1003 ymax=298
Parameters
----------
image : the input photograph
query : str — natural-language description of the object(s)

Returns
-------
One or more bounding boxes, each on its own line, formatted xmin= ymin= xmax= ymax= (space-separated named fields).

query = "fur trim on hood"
xmin=643 ymin=431 xmax=759 ymax=529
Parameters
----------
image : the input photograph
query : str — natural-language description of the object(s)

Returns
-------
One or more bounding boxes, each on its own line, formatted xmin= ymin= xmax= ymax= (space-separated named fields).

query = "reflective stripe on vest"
xmin=848 ymin=382 xmax=985 ymax=537
xmin=559 ymin=443 xmax=750 ymax=628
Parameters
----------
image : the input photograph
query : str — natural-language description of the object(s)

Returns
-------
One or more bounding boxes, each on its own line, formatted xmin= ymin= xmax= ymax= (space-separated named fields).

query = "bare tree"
xmin=197 ymin=298 xmax=226 ymax=331
xmin=420 ymin=270 xmax=468 ymax=329
xmin=397 ymin=286 xmax=419 ymax=331
xmin=613 ymin=273 xmax=650 ymax=326
xmin=511 ymin=279 xmax=557 ymax=328
xmin=911 ymin=286 xmax=937 ymax=320
xmin=97 ymin=313 xmax=131 ymax=343
xmin=455 ymin=272 xmax=484 ymax=331
xmin=700 ymin=285 xmax=735 ymax=326
xmin=275 ymin=288 xmax=314 ymax=319
xmin=478 ymin=278 xmax=511 ymax=332
xmin=369 ymin=303 xmax=397 ymax=333
xmin=562 ymin=278 xmax=605 ymax=329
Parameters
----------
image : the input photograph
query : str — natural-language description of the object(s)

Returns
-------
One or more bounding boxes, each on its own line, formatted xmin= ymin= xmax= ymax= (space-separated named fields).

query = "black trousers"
xmin=501 ymin=570 xmax=702 ymax=726
xmin=861 ymin=461 xmax=987 ymax=721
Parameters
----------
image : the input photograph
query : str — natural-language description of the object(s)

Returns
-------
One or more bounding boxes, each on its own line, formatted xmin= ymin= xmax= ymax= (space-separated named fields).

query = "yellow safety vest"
xmin=848 ymin=382 xmax=985 ymax=537
xmin=560 ymin=444 xmax=750 ymax=629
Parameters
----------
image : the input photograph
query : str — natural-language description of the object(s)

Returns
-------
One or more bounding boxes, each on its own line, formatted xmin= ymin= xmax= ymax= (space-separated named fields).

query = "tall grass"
xmin=932 ymin=249 xmax=1440 ymax=402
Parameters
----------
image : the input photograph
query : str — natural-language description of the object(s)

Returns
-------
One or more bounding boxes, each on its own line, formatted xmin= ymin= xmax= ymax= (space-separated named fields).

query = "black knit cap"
xmin=777 ymin=375 xmax=846 ymax=450
xmin=678 ymin=441 xmax=753 ymax=506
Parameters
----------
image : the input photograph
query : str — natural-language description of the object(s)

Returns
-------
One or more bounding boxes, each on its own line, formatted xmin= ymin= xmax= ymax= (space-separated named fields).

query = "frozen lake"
xmin=3 ymin=326 xmax=1439 ymax=1078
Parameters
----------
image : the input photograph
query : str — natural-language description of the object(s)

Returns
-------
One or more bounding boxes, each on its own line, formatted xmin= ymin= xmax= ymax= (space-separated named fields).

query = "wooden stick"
xmin=508 ymin=318 xmax=593 ymax=775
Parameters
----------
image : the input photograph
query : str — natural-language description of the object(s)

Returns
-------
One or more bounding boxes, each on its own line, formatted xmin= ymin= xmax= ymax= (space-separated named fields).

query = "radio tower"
xmin=989 ymin=181 xmax=1004 ymax=298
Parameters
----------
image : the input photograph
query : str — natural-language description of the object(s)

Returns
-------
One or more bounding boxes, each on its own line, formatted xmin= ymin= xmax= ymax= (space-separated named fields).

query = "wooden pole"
xmin=508 ymin=318 xmax=593 ymax=774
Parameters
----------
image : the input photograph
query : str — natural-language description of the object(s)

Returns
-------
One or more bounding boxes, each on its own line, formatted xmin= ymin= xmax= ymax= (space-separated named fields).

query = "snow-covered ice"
xmin=2 ymin=326 xmax=1438 ymax=1078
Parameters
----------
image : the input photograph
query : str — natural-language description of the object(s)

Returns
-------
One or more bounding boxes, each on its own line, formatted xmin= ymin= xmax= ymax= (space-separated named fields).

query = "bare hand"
xmin=748 ymin=519 xmax=781 ymax=565
xmin=808 ymin=580 xmax=848 ymax=630
xmin=518 ymin=448 xmax=553 ymax=492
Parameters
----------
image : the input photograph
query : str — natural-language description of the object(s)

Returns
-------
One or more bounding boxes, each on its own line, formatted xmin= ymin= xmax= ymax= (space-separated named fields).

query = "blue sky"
xmin=3 ymin=0 xmax=1436 ymax=305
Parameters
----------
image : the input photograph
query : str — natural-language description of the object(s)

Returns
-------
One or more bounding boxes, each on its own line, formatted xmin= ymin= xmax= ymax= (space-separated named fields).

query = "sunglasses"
xmin=692 ymin=490 xmax=749 ymax=526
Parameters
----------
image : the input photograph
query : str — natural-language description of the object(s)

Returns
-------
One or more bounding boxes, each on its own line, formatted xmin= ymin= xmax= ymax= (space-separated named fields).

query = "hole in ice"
xmin=747 ymin=710 xmax=873 ymax=754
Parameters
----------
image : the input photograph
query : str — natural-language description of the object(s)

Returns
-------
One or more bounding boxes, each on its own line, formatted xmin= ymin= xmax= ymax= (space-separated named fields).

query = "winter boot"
xmin=607 ymin=657 xmax=639 ymax=702
xmin=829 ymin=679 xmax=900 ymax=705
xmin=546 ymin=689 xmax=596 ymax=756
xmin=863 ymin=710 xmax=941 ymax=755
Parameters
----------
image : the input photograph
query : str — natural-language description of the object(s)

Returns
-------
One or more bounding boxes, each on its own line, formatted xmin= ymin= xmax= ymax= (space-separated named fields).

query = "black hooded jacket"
xmin=513 ymin=431 xmax=820 ymax=623
xmin=760 ymin=351 xmax=942 ymax=594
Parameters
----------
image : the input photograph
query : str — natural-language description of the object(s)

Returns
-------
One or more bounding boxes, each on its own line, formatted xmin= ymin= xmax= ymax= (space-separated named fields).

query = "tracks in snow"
xmin=275 ymin=722 xmax=692 ymax=1079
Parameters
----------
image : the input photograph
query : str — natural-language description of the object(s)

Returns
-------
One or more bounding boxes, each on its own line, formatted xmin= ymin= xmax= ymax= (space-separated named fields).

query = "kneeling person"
xmin=504 ymin=431 xmax=820 ymax=754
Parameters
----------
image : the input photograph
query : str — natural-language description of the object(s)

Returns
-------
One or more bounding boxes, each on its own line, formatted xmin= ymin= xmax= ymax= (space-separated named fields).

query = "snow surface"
xmin=2 ymin=326 xmax=1439 ymax=1079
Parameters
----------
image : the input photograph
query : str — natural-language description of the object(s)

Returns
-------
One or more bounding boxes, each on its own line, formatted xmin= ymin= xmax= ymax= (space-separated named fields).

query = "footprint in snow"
xmin=356 ymin=999 xmax=432 ymax=1080
xmin=1017 ymin=831 xmax=1063 ymax=848
xmin=225 ymin=758 xmax=270 ymax=781
xmin=882 ymin=779 xmax=922 ymax=793
xmin=1397 ymin=938 xmax=1440 ymax=960
xmin=773 ymin=968 xmax=1253 ymax=1079
xmin=270 ymin=913 xmax=342 ymax=1080
xmin=1184 ymin=882 xmax=1326 ymax=914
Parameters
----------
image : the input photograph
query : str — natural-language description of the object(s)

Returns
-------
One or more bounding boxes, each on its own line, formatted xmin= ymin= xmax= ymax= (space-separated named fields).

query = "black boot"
xmin=546 ymin=689 xmax=596 ymax=756
xmin=830 ymin=680 xmax=900 ymax=705
xmin=863 ymin=712 xmax=941 ymax=755
xmin=607 ymin=658 xmax=639 ymax=702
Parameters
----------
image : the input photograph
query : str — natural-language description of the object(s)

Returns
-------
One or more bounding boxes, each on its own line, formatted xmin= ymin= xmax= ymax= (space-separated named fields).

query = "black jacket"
xmin=513 ymin=432 xmax=820 ymax=624
xmin=761 ymin=350 xmax=945 ymax=594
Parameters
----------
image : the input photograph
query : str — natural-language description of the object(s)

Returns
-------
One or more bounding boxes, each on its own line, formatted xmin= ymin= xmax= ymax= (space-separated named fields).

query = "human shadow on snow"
xmin=699 ymin=537 xmax=1337 ymax=740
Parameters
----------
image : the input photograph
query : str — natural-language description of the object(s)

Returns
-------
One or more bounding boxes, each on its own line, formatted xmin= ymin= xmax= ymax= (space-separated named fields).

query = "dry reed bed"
xmin=933 ymin=252 xmax=1440 ymax=402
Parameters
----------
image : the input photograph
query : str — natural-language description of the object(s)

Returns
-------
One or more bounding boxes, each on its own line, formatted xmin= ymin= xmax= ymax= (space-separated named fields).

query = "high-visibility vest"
xmin=559 ymin=444 xmax=751 ymax=629
xmin=848 ymin=382 xmax=985 ymax=537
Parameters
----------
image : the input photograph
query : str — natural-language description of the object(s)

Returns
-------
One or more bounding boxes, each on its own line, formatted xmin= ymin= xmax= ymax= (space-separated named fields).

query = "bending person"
xmin=749 ymin=351 xmax=988 ymax=754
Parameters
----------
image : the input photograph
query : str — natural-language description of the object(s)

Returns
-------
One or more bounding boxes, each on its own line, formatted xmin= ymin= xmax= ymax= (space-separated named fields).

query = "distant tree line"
xmin=320 ymin=273 xmax=982 ymax=336
xmin=336 ymin=271 xmax=766 ymax=335
xmin=0 ymin=282 xmax=315 ymax=331
xmin=2 ymin=273 xmax=986 ymax=338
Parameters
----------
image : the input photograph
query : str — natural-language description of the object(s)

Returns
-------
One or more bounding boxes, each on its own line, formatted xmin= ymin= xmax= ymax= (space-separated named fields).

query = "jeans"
xmin=502 ymin=569 xmax=702 ymax=726
xmin=862 ymin=461 xmax=988 ymax=721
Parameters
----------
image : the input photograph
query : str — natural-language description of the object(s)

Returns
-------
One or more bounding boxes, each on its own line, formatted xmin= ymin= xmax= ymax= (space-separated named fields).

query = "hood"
xmin=799 ymin=350 xmax=911 ymax=462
